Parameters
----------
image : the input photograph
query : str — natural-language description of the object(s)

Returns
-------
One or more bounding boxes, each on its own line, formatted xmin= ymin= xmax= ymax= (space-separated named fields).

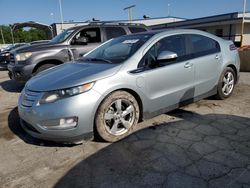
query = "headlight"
xmin=16 ymin=52 xmax=32 ymax=61
xmin=39 ymin=82 xmax=95 ymax=104
xmin=1 ymin=52 xmax=10 ymax=57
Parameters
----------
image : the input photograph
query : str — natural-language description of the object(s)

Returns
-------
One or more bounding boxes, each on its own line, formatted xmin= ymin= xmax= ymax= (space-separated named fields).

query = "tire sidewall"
xmin=95 ymin=91 xmax=140 ymax=142
xmin=217 ymin=67 xmax=236 ymax=99
xmin=35 ymin=64 xmax=56 ymax=75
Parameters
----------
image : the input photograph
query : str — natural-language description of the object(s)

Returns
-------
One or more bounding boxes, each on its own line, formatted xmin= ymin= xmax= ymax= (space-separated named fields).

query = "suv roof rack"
xmin=87 ymin=21 xmax=145 ymax=27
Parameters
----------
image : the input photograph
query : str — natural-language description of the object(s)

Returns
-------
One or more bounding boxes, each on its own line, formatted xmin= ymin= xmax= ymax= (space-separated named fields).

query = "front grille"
xmin=9 ymin=53 xmax=15 ymax=64
xmin=21 ymin=89 xmax=40 ymax=107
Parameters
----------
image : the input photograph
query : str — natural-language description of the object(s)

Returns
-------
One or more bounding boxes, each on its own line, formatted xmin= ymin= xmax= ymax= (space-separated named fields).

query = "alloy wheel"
xmin=222 ymin=72 xmax=234 ymax=96
xmin=104 ymin=99 xmax=135 ymax=136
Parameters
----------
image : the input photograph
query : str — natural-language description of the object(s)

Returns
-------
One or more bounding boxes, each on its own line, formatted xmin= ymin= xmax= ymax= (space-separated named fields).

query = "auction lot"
xmin=0 ymin=69 xmax=250 ymax=188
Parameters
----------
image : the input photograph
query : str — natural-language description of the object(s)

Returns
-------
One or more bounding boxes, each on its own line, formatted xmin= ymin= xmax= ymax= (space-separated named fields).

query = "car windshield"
xmin=84 ymin=33 xmax=154 ymax=64
xmin=50 ymin=29 xmax=74 ymax=43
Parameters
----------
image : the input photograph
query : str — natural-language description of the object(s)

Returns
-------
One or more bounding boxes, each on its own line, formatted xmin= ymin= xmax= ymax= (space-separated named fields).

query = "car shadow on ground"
xmin=0 ymin=80 xmax=24 ymax=93
xmin=7 ymin=107 xmax=77 ymax=147
xmin=53 ymin=110 xmax=250 ymax=188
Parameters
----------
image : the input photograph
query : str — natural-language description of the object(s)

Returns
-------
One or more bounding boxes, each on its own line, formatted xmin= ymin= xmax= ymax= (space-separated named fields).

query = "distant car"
xmin=0 ymin=43 xmax=26 ymax=68
xmin=8 ymin=22 xmax=149 ymax=83
xmin=18 ymin=29 xmax=240 ymax=143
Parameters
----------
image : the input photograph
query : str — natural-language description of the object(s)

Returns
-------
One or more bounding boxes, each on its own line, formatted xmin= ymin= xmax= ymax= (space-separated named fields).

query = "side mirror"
xmin=74 ymin=36 xmax=89 ymax=45
xmin=157 ymin=51 xmax=178 ymax=62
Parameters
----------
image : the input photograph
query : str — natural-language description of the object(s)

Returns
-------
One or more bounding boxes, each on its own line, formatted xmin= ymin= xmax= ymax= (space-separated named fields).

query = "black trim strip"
xmin=143 ymin=86 xmax=217 ymax=119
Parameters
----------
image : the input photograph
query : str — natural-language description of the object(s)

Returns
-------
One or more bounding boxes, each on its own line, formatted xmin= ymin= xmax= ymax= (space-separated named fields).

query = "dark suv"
xmin=8 ymin=23 xmax=149 ymax=83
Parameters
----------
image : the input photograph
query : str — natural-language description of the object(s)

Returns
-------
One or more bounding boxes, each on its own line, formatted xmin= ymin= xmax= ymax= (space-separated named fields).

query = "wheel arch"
xmin=94 ymin=88 xmax=144 ymax=124
xmin=32 ymin=59 xmax=63 ymax=74
xmin=227 ymin=64 xmax=238 ymax=82
xmin=92 ymin=87 xmax=144 ymax=141
xmin=119 ymin=88 xmax=144 ymax=122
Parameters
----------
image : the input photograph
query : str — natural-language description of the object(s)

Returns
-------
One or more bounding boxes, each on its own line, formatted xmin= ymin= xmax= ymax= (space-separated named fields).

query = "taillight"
xmin=229 ymin=44 xmax=237 ymax=51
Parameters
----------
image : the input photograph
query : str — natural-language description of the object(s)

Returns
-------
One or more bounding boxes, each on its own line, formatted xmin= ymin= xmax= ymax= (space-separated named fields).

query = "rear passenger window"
xmin=189 ymin=34 xmax=220 ymax=58
xmin=129 ymin=27 xmax=147 ymax=33
xmin=105 ymin=27 xmax=126 ymax=40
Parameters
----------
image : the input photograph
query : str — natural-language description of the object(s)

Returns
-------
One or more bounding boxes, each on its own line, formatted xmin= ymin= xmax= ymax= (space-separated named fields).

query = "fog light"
xmin=59 ymin=117 xmax=78 ymax=128
xmin=41 ymin=116 xmax=78 ymax=130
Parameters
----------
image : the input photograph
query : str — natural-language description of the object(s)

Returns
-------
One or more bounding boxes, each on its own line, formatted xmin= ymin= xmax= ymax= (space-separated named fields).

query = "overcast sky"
xmin=0 ymin=0 xmax=249 ymax=25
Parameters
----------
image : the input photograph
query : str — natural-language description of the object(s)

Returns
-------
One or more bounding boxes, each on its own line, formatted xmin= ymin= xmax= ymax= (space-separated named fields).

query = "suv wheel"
xmin=215 ymin=67 xmax=236 ymax=100
xmin=95 ymin=91 xmax=139 ymax=142
xmin=34 ymin=64 xmax=56 ymax=75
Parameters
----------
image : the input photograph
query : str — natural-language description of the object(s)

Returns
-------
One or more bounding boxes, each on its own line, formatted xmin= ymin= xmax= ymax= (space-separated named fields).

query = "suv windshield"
xmin=50 ymin=29 xmax=74 ymax=44
xmin=84 ymin=33 xmax=154 ymax=64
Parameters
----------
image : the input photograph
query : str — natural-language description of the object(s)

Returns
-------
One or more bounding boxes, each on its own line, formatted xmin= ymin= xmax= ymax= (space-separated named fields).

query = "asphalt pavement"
xmin=0 ymin=70 xmax=250 ymax=188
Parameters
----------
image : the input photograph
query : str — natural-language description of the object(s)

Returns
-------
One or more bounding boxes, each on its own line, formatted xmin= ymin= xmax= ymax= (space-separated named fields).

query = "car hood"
xmin=15 ymin=42 xmax=64 ymax=53
xmin=26 ymin=61 xmax=122 ymax=91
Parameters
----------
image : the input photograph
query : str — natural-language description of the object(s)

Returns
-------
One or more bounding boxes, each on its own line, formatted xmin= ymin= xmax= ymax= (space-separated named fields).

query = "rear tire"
xmin=215 ymin=67 xmax=236 ymax=100
xmin=94 ymin=91 xmax=140 ymax=142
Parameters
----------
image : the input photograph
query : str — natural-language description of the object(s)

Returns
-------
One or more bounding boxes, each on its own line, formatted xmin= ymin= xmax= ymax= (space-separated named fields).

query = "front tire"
xmin=95 ymin=91 xmax=140 ymax=142
xmin=215 ymin=67 xmax=236 ymax=100
xmin=34 ymin=64 xmax=56 ymax=75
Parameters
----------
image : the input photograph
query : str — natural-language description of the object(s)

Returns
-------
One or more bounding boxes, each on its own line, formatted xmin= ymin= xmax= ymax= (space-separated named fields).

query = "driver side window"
xmin=138 ymin=34 xmax=188 ymax=68
xmin=71 ymin=28 xmax=101 ymax=45
xmin=138 ymin=45 xmax=156 ymax=68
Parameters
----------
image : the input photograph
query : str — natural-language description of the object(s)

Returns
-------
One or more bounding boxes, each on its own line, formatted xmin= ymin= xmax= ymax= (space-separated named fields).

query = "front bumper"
xmin=18 ymin=88 xmax=102 ymax=143
xmin=8 ymin=63 xmax=34 ymax=83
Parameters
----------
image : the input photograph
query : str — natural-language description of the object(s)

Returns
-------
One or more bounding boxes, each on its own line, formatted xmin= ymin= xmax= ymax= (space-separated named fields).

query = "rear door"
xmin=137 ymin=34 xmax=195 ymax=114
xmin=103 ymin=27 xmax=127 ymax=41
xmin=187 ymin=34 xmax=221 ymax=97
xmin=69 ymin=27 xmax=102 ymax=60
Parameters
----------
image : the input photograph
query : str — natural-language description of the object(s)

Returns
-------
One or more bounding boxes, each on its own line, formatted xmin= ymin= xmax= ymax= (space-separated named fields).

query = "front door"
xmin=139 ymin=34 xmax=195 ymax=114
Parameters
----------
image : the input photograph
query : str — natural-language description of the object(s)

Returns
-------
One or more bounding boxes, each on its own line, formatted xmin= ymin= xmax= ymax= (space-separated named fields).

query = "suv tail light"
xmin=229 ymin=44 xmax=237 ymax=51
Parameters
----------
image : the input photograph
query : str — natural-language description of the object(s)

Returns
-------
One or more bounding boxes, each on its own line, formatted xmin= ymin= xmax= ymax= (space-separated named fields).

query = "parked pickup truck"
xmin=8 ymin=22 xmax=149 ymax=83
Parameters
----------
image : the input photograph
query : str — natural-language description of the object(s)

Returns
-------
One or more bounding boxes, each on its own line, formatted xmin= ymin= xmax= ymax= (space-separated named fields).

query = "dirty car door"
xmin=140 ymin=34 xmax=195 ymax=115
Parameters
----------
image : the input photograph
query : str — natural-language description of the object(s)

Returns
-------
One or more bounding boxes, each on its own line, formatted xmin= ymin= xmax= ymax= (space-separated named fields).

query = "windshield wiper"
xmin=84 ymin=58 xmax=112 ymax=64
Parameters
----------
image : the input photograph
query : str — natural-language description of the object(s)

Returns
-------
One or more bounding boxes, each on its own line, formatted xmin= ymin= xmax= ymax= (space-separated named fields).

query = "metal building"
xmin=151 ymin=12 xmax=250 ymax=47
xmin=51 ymin=12 xmax=250 ymax=46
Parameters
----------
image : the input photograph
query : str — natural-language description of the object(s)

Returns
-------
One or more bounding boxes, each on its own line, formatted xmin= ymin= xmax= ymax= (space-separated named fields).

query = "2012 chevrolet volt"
xmin=18 ymin=29 xmax=240 ymax=143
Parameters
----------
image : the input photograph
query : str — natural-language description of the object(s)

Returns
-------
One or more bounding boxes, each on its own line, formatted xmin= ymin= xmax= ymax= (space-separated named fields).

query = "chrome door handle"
xmin=184 ymin=62 xmax=193 ymax=68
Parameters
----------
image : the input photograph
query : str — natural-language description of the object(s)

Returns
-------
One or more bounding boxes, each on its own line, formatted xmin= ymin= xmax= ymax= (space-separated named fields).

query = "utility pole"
xmin=0 ymin=26 xmax=5 ymax=44
xmin=59 ymin=0 xmax=64 ymax=31
xmin=124 ymin=5 xmax=136 ymax=22
xmin=168 ymin=3 xmax=170 ymax=17
xmin=240 ymin=0 xmax=247 ymax=47
xmin=9 ymin=25 xmax=14 ymax=44
xmin=50 ymin=12 xmax=55 ymax=23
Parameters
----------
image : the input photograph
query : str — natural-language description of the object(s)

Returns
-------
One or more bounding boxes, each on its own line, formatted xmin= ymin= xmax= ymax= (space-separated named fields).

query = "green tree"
xmin=0 ymin=25 xmax=12 ymax=44
xmin=0 ymin=25 xmax=48 ymax=44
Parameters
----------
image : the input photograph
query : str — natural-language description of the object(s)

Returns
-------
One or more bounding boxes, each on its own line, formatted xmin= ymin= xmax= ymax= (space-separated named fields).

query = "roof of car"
xmin=125 ymin=28 xmax=221 ymax=41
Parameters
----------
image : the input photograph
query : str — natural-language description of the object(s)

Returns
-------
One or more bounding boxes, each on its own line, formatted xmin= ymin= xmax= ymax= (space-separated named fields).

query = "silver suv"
xmin=18 ymin=29 xmax=240 ymax=143
xmin=8 ymin=23 xmax=149 ymax=83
